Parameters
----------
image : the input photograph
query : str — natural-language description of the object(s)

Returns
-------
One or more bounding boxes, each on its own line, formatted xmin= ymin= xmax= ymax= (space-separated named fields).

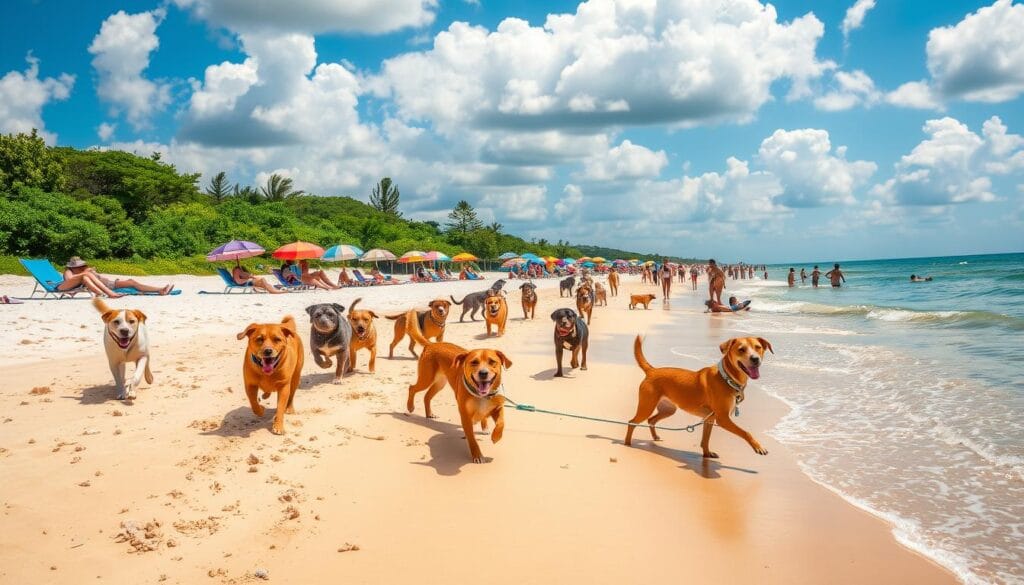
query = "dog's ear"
xmin=550 ymin=310 xmax=562 ymax=321
xmin=451 ymin=351 xmax=469 ymax=372
xmin=719 ymin=338 xmax=736 ymax=354
xmin=131 ymin=309 xmax=147 ymax=323
xmin=304 ymin=305 xmax=317 ymax=316
xmin=237 ymin=324 xmax=258 ymax=340
xmin=99 ymin=309 xmax=119 ymax=323
xmin=368 ymin=311 xmax=379 ymax=319
xmin=281 ymin=315 xmax=298 ymax=337
xmin=494 ymin=351 xmax=513 ymax=369
xmin=757 ymin=337 xmax=774 ymax=354
xmin=332 ymin=303 xmax=345 ymax=314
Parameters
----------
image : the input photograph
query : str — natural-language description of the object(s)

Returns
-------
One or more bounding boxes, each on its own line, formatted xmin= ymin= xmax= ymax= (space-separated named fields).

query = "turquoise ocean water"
xmin=677 ymin=253 xmax=1023 ymax=584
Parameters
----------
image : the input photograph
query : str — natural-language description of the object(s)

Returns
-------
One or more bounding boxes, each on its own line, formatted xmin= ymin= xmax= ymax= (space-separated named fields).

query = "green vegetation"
xmin=0 ymin=130 xmax=675 ymax=276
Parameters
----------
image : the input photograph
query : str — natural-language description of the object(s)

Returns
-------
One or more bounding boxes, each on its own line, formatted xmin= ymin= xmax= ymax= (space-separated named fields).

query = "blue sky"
xmin=2 ymin=0 xmax=1023 ymax=262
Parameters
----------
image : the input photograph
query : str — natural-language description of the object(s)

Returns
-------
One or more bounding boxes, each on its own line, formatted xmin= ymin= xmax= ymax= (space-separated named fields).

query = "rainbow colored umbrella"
xmin=206 ymin=240 xmax=264 ymax=262
xmin=501 ymin=257 xmax=527 ymax=268
xmin=398 ymin=250 xmax=427 ymax=264
xmin=272 ymin=241 xmax=325 ymax=260
xmin=423 ymin=251 xmax=451 ymax=262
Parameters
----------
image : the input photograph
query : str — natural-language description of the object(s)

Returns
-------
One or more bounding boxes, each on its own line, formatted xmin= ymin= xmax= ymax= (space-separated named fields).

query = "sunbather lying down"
xmin=61 ymin=256 xmax=173 ymax=298
xmin=705 ymin=296 xmax=752 ymax=313
xmin=233 ymin=265 xmax=282 ymax=294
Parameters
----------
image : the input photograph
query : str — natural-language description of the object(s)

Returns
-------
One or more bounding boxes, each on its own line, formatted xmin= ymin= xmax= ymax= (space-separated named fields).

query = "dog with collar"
xmin=483 ymin=293 xmax=508 ymax=336
xmin=519 ymin=282 xmax=537 ymax=319
xmin=576 ymin=283 xmax=594 ymax=325
xmin=450 ymin=278 xmax=507 ymax=322
xmin=386 ymin=299 xmax=450 ymax=358
xmin=551 ymin=308 xmax=588 ymax=377
xmin=305 ymin=303 xmax=352 ymax=382
xmin=346 ymin=298 xmax=379 ymax=373
xmin=237 ymin=316 xmax=305 ymax=435
xmin=625 ymin=336 xmax=773 ymax=459
xmin=404 ymin=313 xmax=513 ymax=463
xmin=559 ymin=276 xmax=575 ymax=297
xmin=93 ymin=298 xmax=153 ymax=400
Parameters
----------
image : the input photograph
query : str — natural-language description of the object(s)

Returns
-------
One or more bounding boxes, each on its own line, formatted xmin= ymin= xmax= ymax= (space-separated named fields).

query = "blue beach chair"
xmin=19 ymin=258 xmax=92 ymax=299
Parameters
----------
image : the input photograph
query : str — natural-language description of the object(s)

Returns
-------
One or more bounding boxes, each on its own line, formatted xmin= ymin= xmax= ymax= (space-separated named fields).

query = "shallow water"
xmin=676 ymin=253 xmax=1024 ymax=584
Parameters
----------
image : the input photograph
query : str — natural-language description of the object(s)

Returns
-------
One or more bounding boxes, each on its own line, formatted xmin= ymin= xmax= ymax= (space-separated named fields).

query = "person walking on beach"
xmin=825 ymin=263 xmax=846 ymax=288
xmin=707 ymin=259 xmax=725 ymax=304
xmin=689 ymin=264 xmax=699 ymax=290
xmin=788 ymin=268 xmax=796 ymax=287
xmin=660 ymin=259 xmax=672 ymax=301
xmin=811 ymin=265 xmax=821 ymax=287
xmin=800 ymin=268 xmax=807 ymax=284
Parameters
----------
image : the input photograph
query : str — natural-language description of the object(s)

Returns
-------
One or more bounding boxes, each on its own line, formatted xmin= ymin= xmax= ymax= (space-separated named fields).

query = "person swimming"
xmin=910 ymin=274 xmax=933 ymax=282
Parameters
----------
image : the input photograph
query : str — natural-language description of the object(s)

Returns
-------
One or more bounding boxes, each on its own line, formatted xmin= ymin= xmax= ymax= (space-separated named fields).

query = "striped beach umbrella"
xmin=398 ymin=250 xmax=427 ymax=264
xmin=322 ymin=244 xmax=364 ymax=261
xmin=360 ymin=248 xmax=396 ymax=262
xmin=272 ymin=241 xmax=325 ymax=260
xmin=423 ymin=251 xmax=451 ymax=262
xmin=501 ymin=257 xmax=527 ymax=268
xmin=498 ymin=252 xmax=519 ymax=260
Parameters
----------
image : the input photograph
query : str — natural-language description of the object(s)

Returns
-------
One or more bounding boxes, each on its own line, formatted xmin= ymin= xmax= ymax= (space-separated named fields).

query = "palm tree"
xmin=260 ymin=174 xmax=304 ymax=201
xmin=487 ymin=221 xmax=503 ymax=234
xmin=370 ymin=177 xmax=402 ymax=217
xmin=205 ymin=171 xmax=230 ymax=202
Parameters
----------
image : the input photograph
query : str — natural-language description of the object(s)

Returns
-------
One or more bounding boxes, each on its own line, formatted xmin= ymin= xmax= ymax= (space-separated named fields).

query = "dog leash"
xmin=502 ymin=395 xmax=718 ymax=433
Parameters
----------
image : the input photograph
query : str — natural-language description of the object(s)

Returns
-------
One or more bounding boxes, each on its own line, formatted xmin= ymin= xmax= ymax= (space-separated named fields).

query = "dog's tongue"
xmin=477 ymin=379 xmax=492 ymax=394
xmin=746 ymin=364 xmax=760 ymax=380
xmin=262 ymin=357 xmax=275 ymax=374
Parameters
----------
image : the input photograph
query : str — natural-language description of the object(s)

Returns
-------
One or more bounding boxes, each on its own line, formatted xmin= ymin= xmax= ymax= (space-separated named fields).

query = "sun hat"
xmin=66 ymin=256 xmax=88 ymax=268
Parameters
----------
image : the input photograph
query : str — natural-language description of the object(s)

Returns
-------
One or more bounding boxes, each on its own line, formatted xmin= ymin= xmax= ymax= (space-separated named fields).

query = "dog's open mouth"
xmin=739 ymin=362 xmax=760 ymax=380
xmin=556 ymin=325 xmax=574 ymax=337
xmin=471 ymin=375 xmax=494 ymax=396
xmin=109 ymin=330 xmax=133 ymax=349
xmin=257 ymin=353 xmax=281 ymax=374
xmin=488 ymin=307 xmax=500 ymax=316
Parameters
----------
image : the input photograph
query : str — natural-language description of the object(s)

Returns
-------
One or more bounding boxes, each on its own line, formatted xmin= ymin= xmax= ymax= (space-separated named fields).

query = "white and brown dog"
xmin=93 ymin=298 xmax=153 ymax=400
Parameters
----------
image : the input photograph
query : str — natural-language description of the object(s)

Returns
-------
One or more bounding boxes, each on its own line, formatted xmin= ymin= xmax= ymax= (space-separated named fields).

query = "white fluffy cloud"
xmin=580 ymin=140 xmax=667 ymax=181
xmin=873 ymin=116 xmax=1024 ymax=206
xmin=89 ymin=9 xmax=171 ymax=130
xmin=0 ymin=56 xmax=74 ymax=143
xmin=841 ymin=0 xmax=876 ymax=41
xmin=885 ymin=81 xmax=941 ymax=110
xmin=554 ymin=184 xmax=585 ymax=218
xmin=171 ymin=0 xmax=437 ymax=35
xmin=759 ymin=128 xmax=876 ymax=207
xmin=375 ymin=0 xmax=832 ymax=134
xmin=814 ymin=70 xmax=881 ymax=111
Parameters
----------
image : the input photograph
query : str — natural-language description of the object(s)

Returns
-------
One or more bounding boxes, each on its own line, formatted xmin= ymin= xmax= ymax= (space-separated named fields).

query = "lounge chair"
xmin=216 ymin=267 xmax=258 ymax=293
xmin=352 ymin=270 xmax=378 ymax=286
xmin=271 ymin=269 xmax=311 ymax=291
xmin=19 ymin=258 xmax=92 ymax=299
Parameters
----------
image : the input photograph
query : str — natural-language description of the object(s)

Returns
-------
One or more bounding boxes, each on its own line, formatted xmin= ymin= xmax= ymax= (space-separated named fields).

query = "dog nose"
xmin=119 ymin=328 xmax=130 ymax=336
xmin=477 ymin=368 xmax=491 ymax=379
xmin=262 ymin=348 xmax=274 ymax=356
xmin=751 ymin=355 xmax=761 ymax=365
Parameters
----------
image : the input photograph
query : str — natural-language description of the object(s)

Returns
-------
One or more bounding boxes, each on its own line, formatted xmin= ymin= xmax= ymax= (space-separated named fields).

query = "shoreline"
xmin=0 ymin=273 xmax=957 ymax=583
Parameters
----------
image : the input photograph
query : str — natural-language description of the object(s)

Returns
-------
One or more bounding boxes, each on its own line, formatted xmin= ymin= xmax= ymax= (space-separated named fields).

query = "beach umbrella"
xmin=582 ymin=261 xmax=596 ymax=268
xmin=423 ymin=251 xmax=451 ymax=262
xmin=272 ymin=241 xmax=325 ymax=260
xmin=576 ymin=257 xmax=592 ymax=263
xmin=498 ymin=252 xmax=519 ymax=260
xmin=501 ymin=257 xmax=527 ymax=268
xmin=542 ymin=256 xmax=558 ymax=263
xmin=398 ymin=250 xmax=427 ymax=264
xmin=521 ymin=252 xmax=540 ymax=260
xmin=322 ymin=244 xmax=364 ymax=262
xmin=206 ymin=239 xmax=264 ymax=262
xmin=562 ymin=257 xmax=576 ymax=265
xmin=612 ymin=259 xmax=628 ymax=265
xmin=360 ymin=248 xmax=397 ymax=262
xmin=591 ymin=256 xmax=607 ymax=263
xmin=555 ymin=259 xmax=567 ymax=266
xmin=452 ymin=252 xmax=478 ymax=263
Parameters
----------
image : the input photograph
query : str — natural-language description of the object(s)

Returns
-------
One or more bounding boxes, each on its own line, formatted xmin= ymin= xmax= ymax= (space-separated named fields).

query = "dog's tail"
xmin=406 ymin=310 xmax=432 ymax=348
xmin=449 ymin=294 xmax=464 ymax=305
xmin=92 ymin=297 xmax=112 ymax=314
xmin=349 ymin=297 xmax=362 ymax=313
xmin=384 ymin=313 xmax=404 ymax=321
xmin=633 ymin=335 xmax=655 ymax=374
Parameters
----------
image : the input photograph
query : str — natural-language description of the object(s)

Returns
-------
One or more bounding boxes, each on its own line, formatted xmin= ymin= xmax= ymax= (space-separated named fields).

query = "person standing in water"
xmin=707 ymin=259 xmax=725 ymax=304
xmin=788 ymin=268 xmax=796 ymax=287
xmin=825 ymin=263 xmax=846 ymax=288
xmin=811 ymin=265 xmax=821 ymax=287
xmin=660 ymin=259 xmax=673 ymax=301
xmin=800 ymin=268 xmax=807 ymax=284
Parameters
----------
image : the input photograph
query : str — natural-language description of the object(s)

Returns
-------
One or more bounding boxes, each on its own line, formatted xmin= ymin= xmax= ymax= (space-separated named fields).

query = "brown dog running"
xmin=608 ymin=271 xmax=619 ymax=296
xmin=484 ymin=293 xmax=508 ymax=336
xmin=594 ymin=282 xmax=608 ymax=306
xmin=629 ymin=293 xmax=656 ymax=310
xmin=237 ymin=316 xmax=305 ymax=435
xmin=347 ymin=298 xmax=379 ymax=373
xmin=386 ymin=299 xmax=450 ymax=358
xmin=625 ymin=336 xmax=773 ymax=458
xmin=519 ymin=282 xmax=537 ymax=320
xmin=404 ymin=314 xmax=512 ymax=463
xmin=576 ymin=283 xmax=594 ymax=324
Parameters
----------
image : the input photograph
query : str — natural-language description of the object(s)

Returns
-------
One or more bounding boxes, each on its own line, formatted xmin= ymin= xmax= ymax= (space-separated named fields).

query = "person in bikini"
xmin=232 ymin=264 xmax=283 ymax=294
xmin=707 ymin=259 xmax=725 ymax=304
xmin=660 ymin=259 xmax=672 ymax=301
xmin=60 ymin=257 xmax=172 ymax=298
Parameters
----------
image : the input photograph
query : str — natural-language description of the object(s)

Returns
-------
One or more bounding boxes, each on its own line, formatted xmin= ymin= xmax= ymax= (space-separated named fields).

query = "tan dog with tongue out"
xmin=237 ymin=316 xmax=305 ymax=435
xmin=625 ymin=336 xmax=773 ymax=459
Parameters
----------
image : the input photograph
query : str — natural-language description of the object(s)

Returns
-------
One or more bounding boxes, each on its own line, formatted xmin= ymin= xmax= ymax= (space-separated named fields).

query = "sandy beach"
xmin=0 ymin=272 xmax=957 ymax=584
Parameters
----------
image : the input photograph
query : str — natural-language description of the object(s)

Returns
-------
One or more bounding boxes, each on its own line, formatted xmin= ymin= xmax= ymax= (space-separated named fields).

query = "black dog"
xmin=305 ymin=303 xmax=352 ymax=382
xmin=559 ymin=276 xmax=576 ymax=297
xmin=551 ymin=308 xmax=588 ymax=377
xmin=451 ymin=278 xmax=507 ymax=322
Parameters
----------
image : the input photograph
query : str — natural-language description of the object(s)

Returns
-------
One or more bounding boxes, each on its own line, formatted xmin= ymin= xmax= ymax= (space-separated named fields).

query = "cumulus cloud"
xmin=872 ymin=116 xmax=1024 ymax=206
xmin=97 ymin=122 xmax=116 ymax=142
xmin=814 ymin=70 xmax=881 ymax=111
xmin=89 ymin=9 xmax=171 ymax=130
xmin=554 ymin=184 xmax=585 ymax=218
xmin=759 ymin=128 xmax=876 ymax=207
xmin=171 ymin=0 xmax=437 ymax=35
xmin=885 ymin=81 xmax=941 ymax=110
xmin=580 ymin=139 xmax=668 ymax=181
xmin=841 ymin=0 xmax=876 ymax=42
xmin=0 ymin=55 xmax=74 ymax=143
xmin=375 ymin=0 xmax=833 ymax=134
xmin=481 ymin=186 xmax=548 ymax=221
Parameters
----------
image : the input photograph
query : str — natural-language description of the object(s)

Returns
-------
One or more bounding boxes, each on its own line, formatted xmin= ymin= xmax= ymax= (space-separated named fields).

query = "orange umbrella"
xmin=272 ymin=241 xmax=325 ymax=260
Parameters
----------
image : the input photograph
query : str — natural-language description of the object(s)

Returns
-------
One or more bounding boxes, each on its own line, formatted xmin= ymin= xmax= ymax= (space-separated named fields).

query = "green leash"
xmin=502 ymin=395 xmax=716 ymax=433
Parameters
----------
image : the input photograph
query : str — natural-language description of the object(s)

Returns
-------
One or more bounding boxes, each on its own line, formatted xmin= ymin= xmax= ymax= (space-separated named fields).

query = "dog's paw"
xmin=271 ymin=423 xmax=285 ymax=435
xmin=252 ymin=405 xmax=266 ymax=418
xmin=472 ymin=456 xmax=483 ymax=464
xmin=116 ymin=391 xmax=127 ymax=400
xmin=285 ymin=406 xmax=295 ymax=414
xmin=333 ymin=376 xmax=343 ymax=384
xmin=427 ymin=413 xmax=439 ymax=419
xmin=580 ymin=365 xmax=588 ymax=371
xmin=703 ymin=451 xmax=719 ymax=459
xmin=554 ymin=372 xmax=564 ymax=378
xmin=754 ymin=446 xmax=768 ymax=455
